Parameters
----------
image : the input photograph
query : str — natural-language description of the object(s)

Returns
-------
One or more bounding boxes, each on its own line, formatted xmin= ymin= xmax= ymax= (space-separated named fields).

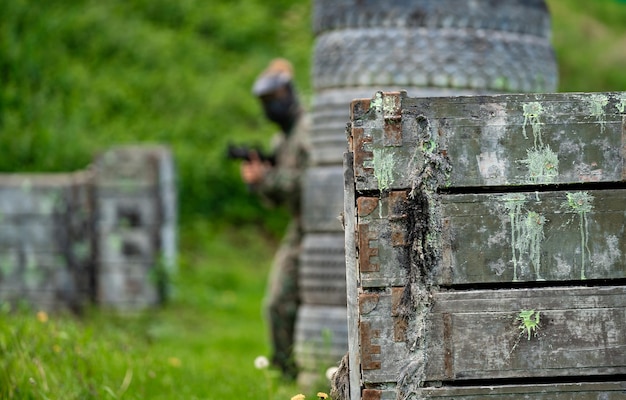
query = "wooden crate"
xmin=0 ymin=173 xmax=93 ymax=310
xmin=92 ymin=146 xmax=176 ymax=309
xmin=343 ymin=91 xmax=626 ymax=399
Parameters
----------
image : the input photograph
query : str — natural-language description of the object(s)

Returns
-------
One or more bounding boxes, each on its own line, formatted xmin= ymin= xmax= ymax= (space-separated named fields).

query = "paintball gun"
xmin=227 ymin=143 xmax=276 ymax=165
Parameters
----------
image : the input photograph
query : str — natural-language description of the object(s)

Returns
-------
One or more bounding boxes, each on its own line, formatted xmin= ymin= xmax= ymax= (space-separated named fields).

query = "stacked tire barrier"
xmin=295 ymin=0 xmax=558 ymax=388
xmin=0 ymin=145 xmax=177 ymax=312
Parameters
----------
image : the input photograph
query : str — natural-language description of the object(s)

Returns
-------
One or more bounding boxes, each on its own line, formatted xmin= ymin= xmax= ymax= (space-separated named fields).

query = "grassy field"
xmin=1 ymin=0 xmax=625 ymax=399
xmin=0 ymin=224 xmax=304 ymax=399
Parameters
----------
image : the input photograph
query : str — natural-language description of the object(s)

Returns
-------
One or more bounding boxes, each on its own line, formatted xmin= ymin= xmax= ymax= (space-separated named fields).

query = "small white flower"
xmin=325 ymin=366 xmax=339 ymax=381
xmin=254 ymin=355 xmax=270 ymax=370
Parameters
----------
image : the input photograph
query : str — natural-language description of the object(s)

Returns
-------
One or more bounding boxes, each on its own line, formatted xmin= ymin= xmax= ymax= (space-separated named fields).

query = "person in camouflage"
xmin=241 ymin=58 xmax=310 ymax=380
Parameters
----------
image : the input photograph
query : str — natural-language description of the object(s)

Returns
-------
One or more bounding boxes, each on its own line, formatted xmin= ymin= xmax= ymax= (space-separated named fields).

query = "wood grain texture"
xmin=350 ymin=92 xmax=626 ymax=191
xmin=356 ymin=192 xmax=409 ymax=288
xmin=344 ymin=152 xmax=363 ymax=400
xmin=346 ymin=91 xmax=626 ymax=399
xmin=359 ymin=286 xmax=626 ymax=384
xmin=426 ymin=286 xmax=626 ymax=381
xmin=372 ymin=382 xmax=626 ymax=399
xmin=440 ymin=189 xmax=626 ymax=284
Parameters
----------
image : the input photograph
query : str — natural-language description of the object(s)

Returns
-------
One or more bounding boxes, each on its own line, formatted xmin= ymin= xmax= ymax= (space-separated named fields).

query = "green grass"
xmin=547 ymin=0 xmax=626 ymax=91
xmin=0 ymin=0 xmax=625 ymax=398
xmin=0 ymin=224 xmax=308 ymax=399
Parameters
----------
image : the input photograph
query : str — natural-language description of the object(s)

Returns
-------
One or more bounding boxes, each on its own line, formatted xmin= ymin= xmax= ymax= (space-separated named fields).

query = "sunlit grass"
xmin=0 ymin=223 xmax=318 ymax=399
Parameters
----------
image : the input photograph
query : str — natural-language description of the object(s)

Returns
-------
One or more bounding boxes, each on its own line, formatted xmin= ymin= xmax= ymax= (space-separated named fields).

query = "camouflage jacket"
xmin=253 ymin=113 xmax=311 ymax=216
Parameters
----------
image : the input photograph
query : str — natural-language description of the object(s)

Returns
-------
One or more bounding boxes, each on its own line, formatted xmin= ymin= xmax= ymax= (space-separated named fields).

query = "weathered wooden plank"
xmin=0 ymin=174 xmax=89 ymax=215
xmin=427 ymin=286 xmax=626 ymax=381
xmin=0 ymin=220 xmax=66 ymax=249
xmin=355 ymin=191 xmax=410 ymax=288
xmin=358 ymin=288 xmax=412 ymax=383
xmin=368 ymin=382 xmax=626 ymax=399
xmin=359 ymin=286 xmax=626 ymax=384
xmin=356 ymin=188 xmax=626 ymax=287
xmin=350 ymin=91 xmax=626 ymax=191
xmin=97 ymin=262 xmax=159 ymax=307
xmin=344 ymin=152 xmax=362 ymax=400
xmin=348 ymin=92 xmax=626 ymax=399
xmin=422 ymin=382 xmax=626 ymax=399
xmin=92 ymin=146 xmax=168 ymax=187
xmin=440 ymin=188 xmax=626 ymax=284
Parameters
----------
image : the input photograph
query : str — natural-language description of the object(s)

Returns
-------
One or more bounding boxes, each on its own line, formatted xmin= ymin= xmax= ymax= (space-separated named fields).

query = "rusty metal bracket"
xmin=362 ymin=389 xmax=382 ymax=400
xmin=357 ymin=197 xmax=381 ymax=272
xmin=350 ymin=98 xmax=375 ymax=181
xmin=359 ymin=292 xmax=380 ymax=315
xmin=358 ymin=223 xmax=379 ymax=272
xmin=351 ymin=98 xmax=372 ymax=121
xmin=357 ymin=192 xmax=409 ymax=274
xmin=353 ymin=126 xmax=374 ymax=178
xmin=359 ymin=321 xmax=381 ymax=370
xmin=357 ymin=197 xmax=379 ymax=217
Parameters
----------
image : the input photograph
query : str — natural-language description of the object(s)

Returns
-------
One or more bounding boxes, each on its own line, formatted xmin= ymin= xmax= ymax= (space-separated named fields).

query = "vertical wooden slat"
xmin=343 ymin=151 xmax=361 ymax=400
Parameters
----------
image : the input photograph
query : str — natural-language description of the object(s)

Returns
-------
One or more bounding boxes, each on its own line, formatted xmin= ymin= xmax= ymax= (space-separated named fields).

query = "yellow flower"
xmin=317 ymin=393 xmax=329 ymax=399
xmin=291 ymin=394 xmax=306 ymax=400
xmin=167 ymin=357 xmax=181 ymax=367
xmin=36 ymin=311 xmax=48 ymax=323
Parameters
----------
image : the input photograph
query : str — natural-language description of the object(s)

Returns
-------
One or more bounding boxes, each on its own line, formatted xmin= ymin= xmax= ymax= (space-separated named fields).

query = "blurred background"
xmin=0 ymin=0 xmax=624 ymax=398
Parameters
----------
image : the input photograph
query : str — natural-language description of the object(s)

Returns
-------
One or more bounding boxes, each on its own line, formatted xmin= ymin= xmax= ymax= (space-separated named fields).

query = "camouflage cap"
xmin=252 ymin=58 xmax=294 ymax=96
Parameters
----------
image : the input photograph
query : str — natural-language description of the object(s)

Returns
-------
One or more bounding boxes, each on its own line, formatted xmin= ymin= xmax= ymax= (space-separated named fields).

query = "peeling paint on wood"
xmin=351 ymin=92 xmax=626 ymax=191
xmin=346 ymin=91 xmax=626 ymax=399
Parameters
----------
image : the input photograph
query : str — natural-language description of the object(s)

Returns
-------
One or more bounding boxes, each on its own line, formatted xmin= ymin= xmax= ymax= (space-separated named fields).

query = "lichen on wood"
xmin=520 ymin=211 xmax=546 ymax=281
xmin=520 ymin=101 xmax=559 ymax=184
xmin=521 ymin=146 xmax=559 ymax=184
xmin=518 ymin=309 xmax=541 ymax=340
xmin=510 ymin=309 xmax=542 ymax=354
xmin=564 ymin=191 xmax=594 ymax=280
xmin=587 ymin=93 xmax=609 ymax=134
xmin=522 ymin=102 xmax=544 ymax=146
xmin=502 ymin=193 xmax=527 ymax=281
xmin=372 ymin=147 xmax=396 ymax=191
xmin=615 ymin=93 xmax=626 ymax=113
xmin=500 ymin=193 xmax=548 ymax=281
xmin=397 ymin=114 xmax=451 ymax=398
xmin=348 ymin=91 xmax=626 ymax=399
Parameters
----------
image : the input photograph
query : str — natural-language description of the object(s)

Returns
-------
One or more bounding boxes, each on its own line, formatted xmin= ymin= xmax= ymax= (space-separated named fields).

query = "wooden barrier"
xmin=0 ymin=173 xmax=92 ymax=311
xmin=92 ymin=146 xmax=177 ymax=310
xmin=344 ymin=91 xmax=626 ymax=399
xmin=0 ymin=146 xmax=177 ymax=311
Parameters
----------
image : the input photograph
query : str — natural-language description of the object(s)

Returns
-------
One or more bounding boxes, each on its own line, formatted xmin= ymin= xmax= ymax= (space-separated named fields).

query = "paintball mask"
xmin=252 ymin=59 xmax=300 ymax=134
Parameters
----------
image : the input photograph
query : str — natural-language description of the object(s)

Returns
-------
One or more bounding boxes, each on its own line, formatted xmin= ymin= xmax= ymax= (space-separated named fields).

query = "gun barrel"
xmin=226 ymin=144 xmax=275 ymax=165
